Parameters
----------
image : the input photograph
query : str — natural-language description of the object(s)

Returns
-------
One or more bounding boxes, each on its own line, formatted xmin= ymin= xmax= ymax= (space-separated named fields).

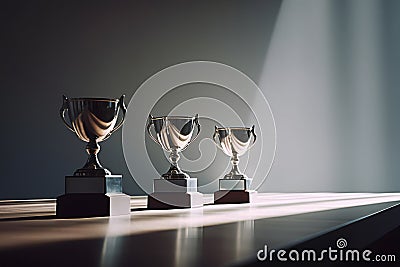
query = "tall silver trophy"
xmin=57 ymin=95 xmax=130 ymax=218
xmin=213 ymin=126 xmax=257 ymax=204
xmin=146 ymin=115 xmax=203 ymax=209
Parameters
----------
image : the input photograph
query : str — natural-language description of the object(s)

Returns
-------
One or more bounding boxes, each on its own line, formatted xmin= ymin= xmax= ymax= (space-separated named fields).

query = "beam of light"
xmin=256 ymin=0 xmax=390 ymax=192
xmin=256 ymin=0 xmax=339 ymax=192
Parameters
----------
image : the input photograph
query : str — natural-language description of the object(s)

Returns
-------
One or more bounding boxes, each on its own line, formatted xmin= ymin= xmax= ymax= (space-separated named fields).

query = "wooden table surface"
xmin=0 ymin=193 xmax=399 ymax=267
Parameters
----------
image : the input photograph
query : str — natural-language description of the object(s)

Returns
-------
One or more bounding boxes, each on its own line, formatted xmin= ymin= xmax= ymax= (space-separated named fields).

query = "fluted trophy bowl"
xmin=147 ymin=115 xmax=200 ymax=179
xmin=60 ymin=95 xmax=126 ymax=176
xmin=213 ymin=126 xmax=256 ymax=179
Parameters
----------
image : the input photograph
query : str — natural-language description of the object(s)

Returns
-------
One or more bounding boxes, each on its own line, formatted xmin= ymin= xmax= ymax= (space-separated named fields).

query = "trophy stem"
xmin=162 ymin=148 xmax=189 ymax=179
xmin=224 ymin=153 xmax=246 ymax=179
xmin=169 ymin=148 xmax=180 ymax=167
xmin=74 ymin=139 xmax=111 ymax=176
xmin=230 ymin=153 xmax=241 ymax=176
xmin=84 ymin=139 xmax=104 ymax=169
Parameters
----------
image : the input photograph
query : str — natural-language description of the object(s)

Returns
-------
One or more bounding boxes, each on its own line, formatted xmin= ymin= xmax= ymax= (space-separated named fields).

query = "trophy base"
xmin=65 ymin=175 xmax=122 ymax=194
xmin=214 ymin=178 xmax=256 ymax=204
xmin=214 ymin=190 xmax=257 ymax=204
xmin=56 ymin=174 xmax=130 ymax=218
xmin=148 ymin=192 xmax=203 ymax=209
xmin=56 ymin=193 xmax=130 ymax=218
xmin=161 ymin=173 xmax=189 ymax=179
xmin=148 ymin=177 xmax=203 ymax=209
xmin=219 ymin=178 xmax=252 ymax=191
xmin=153 ymin=178 xmax=198 ymax=193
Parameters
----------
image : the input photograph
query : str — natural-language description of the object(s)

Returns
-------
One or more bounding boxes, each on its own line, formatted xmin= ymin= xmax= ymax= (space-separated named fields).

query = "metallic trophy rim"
xmin=67 ymin=97 xmax=120 ymax=102
xmin=150 ymin=115 xmax=196 ymax=121
xmin=215 ymin=126 xmax=253 ymax=131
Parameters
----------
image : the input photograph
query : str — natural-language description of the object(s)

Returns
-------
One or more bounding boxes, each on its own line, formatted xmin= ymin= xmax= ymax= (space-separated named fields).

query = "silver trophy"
xmin=213 ymin=126 xmax=257 ymax=204
xmin=147 ymin=115 xmax=200 ymax=179
xmin=146 ymin=115 xmax=203 ymax=209
xmin=57 ymin=95 xmax=130 ymax=218
xmin=60 ymin=95 xmax=126 ymax=176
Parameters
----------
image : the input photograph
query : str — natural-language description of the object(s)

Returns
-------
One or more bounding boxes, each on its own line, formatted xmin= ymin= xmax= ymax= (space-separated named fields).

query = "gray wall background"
xmin=1 ymin=0 xmax=399 ymax=199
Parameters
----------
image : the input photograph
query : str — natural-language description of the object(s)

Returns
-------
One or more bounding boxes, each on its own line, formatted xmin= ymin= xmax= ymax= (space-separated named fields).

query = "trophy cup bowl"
xmin=147 ymin=114 xmax=200 ymax=179
xmin=213 ymin=126 xmax=256 ymax=179
xmin=60 ymin=95 xmax=126 ymax=176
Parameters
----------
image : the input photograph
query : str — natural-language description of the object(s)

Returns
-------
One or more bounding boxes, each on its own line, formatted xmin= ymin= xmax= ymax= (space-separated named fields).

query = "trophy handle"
xmin=60 ymin=95 xmax=75 ymax=132
xmin=191 ymin=114 xmax=201 ymax=142
xmin=147 ymin=114 xmax=161 ymax=145
xmin=248 ymin=125 xmax=257 ymax=149
xmin=108 ymin=95 xmax=127 ymax=136
xmin=180 ymin=114 xmax=201 ymax=151
xmin=213 ymin=126 xmax=224 ymax=150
